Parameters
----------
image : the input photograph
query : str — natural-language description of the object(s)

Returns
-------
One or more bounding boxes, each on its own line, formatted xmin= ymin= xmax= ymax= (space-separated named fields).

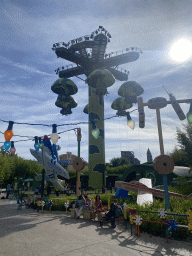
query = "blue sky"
xmin=0 ymin=0 xmax=192 ymax=164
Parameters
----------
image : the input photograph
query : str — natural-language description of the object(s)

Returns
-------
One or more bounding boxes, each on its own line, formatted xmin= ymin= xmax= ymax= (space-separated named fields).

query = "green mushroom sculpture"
xmin=51 ymin=78 xmax=78 ymax=115
xmin=111 ymin=97 xmax=133 ymax=116
xmin=87 ymin=69 xmax=115 ymax=95
xmin=112 ymin=81 xmax=144 ymax=130
xmin=118 ymin=81 xmax=144 ymax=103
xmin=83 ymin=104 xmax=89 ymax=114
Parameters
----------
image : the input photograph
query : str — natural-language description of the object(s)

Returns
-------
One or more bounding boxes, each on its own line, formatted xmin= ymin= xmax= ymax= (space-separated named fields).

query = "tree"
xmin=169 ymin=147 xmax=188 ymax=166
xmin=109 ymin=157 xmax=130 ymax=167
xmin=0 ymin=153 xmax=43 ymax=186
xmin=176 ymin=124 xmax=192 ymax=166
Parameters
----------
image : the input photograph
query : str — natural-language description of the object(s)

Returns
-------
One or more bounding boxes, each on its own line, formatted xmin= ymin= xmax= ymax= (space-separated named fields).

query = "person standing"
xmin=6 ymin=184 xmax=11 ymax=199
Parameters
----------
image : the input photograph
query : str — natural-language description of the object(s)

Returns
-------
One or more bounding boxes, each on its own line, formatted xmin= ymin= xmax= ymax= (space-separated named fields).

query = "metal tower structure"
xmin=52 ymin=26 xmax=142 ymax=189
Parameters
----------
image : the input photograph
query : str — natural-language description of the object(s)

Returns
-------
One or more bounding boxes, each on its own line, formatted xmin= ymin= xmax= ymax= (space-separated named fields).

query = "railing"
xmin=126 ymin=208 xmax=192 ymax=242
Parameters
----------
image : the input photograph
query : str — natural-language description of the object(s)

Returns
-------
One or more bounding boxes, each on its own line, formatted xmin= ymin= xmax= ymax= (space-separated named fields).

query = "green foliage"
xmin=109 ymin=157 xmax=131 ymax=167
xmin=175 ymin=124 xmax=192 ymax=166
xmin=106 ymin=163 xmax=132 ymax=175
xmin=169 ymin=147 xmax=189 ymax=166
xmin=0 ymin=154 xmax=43 ymax=186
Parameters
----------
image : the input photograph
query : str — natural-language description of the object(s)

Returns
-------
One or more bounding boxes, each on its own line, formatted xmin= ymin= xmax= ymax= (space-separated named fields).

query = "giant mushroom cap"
xmin=60 ymin=107 xmax=72 ymax=115
xmin=118 ymin=81 xmax=144 ymax=98
xmin=111 ymin=97 xmax=133 ymax=111
xmin=51 ymin=78 xmax=78 ymax=96
xmin=83 ymin=104 xmax=89 ymax=114
xmin=55 ymin=95 xmax=77 ymax=109
xmin=87 ymin=69 xmax=115 ymax=88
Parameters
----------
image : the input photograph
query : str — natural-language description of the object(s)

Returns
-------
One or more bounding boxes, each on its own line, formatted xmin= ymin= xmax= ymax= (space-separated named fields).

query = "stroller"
xmin=100 ymin=203 xmax=123 ymax=228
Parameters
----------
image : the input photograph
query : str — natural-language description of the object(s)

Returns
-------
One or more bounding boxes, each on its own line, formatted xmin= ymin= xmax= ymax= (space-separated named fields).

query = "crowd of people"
xmin=74 ymin=194 xmax=104 ymax=219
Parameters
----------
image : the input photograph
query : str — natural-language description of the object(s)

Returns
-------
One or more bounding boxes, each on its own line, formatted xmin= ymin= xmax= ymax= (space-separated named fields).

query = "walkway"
xmin=0 ymin=200 xmax=191 ymax=256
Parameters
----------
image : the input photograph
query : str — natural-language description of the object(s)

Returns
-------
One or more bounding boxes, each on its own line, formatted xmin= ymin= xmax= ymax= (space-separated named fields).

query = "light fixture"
xmin=4 ymin=121 xmax=14 ymax=142
xmin=50 ymin=124 xmax=59 ymax=144
xmin=126 ymin=112 xmax=135 ymax=130
xmin=10 ymin=141 xmax=16 ymax=155
xmin=187 ymin=102 xmax=192 ymax=124
xmin=34 ymin=136 xmax=40 ymax=152
xmin=39 ymin=137 xmax=44 ymax=150
xmin=91 ymin=121 xmax=100 ymax=139
xmin=4 ymin=141 xmax=11 ymax=150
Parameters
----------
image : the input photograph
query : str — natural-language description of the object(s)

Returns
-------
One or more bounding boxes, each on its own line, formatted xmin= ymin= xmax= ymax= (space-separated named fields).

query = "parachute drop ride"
xmin=51 ymin=26 xmax=142 ymax=189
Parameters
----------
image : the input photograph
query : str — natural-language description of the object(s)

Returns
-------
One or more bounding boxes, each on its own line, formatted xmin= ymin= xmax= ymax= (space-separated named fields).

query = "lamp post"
xmin=76 ymin=128 xmax=81 ymax=196
xmin=155 ymin=106 xmax=170 ymax=209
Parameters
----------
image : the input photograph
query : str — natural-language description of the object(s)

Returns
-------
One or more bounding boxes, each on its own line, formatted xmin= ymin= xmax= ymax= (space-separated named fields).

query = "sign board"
xmin=137 ymin=178 xmax=153 ymax=206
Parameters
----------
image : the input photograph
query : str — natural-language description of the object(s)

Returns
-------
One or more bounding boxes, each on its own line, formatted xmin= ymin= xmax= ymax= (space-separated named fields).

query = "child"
xmin=37 ymin=198 xmax=41 ymax=212
xmin=84 ymin=195 xmax=92 ymax=210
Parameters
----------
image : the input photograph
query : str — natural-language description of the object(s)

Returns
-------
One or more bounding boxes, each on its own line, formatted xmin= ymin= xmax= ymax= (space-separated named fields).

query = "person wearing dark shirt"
xmin=6 ymin=184 xmax=11 ymax=199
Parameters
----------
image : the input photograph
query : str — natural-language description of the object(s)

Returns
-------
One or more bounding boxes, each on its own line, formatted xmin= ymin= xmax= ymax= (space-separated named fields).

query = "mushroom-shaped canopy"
xmin=55 ymin=95 xmax=77 ymax=109
xmin=87 ymin=69 xmax=115 ymax=88
xmin=60 ymin=107 xmax=72 ymax=115
xmin=111 ymin=97 xmax=133 ymax=111
xmin=124 ymin=95 xmax=138 ymax=104
xmin=118 ymin=81 xmax=144 ymax=97
xmin=83 ymin=104 xmax=89 ymax=114
xmin=51 ymin=78 xmax=78 ymax=96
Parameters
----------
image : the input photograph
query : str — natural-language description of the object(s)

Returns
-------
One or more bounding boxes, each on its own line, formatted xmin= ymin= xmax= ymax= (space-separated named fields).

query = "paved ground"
xmin=0 ymin=200 xmax=191 ymax=256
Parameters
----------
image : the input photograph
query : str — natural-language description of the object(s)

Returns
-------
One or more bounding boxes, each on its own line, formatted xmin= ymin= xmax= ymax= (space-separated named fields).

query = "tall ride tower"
xmin=52 ymin=26 xmax=142 ymax=188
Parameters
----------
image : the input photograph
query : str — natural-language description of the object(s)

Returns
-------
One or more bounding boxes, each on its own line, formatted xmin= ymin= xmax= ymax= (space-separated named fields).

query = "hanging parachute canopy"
xmin=111 ymin=97 xmax=133 ymax=115
xmin=55 ymin=95 xmax=77 ymax=109
xmin=87 ymin=69 xmax=115 ymax=93
xmin=60 ymin=107 xmax=72 ymax=115
xmin=83 ymin=104 xmax=89 ymax=114
xmin=52 ymin=78 xmax=78 ymax=115
xmin=51 ymin=78 xmax=78 ymax=96
xmin=118 ymin=81 xmax=144 ymax=104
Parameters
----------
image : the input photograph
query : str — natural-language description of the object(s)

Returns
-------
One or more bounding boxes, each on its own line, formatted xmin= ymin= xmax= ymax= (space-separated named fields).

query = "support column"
xmin=156 ymin=107 xmax=170 ymax=210
xmin=88 ymin=86 xmax=106 ymax=189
